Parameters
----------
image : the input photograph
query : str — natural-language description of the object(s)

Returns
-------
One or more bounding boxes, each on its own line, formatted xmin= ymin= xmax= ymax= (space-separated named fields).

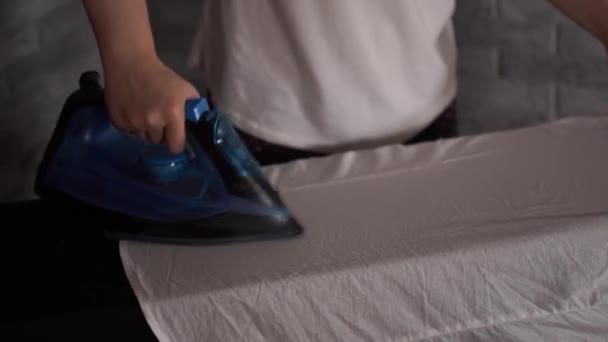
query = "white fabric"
xmin=188 ymin=0 xmax=457 ymax=153
xmin=120 ymin=116 xmax=608 ymax=341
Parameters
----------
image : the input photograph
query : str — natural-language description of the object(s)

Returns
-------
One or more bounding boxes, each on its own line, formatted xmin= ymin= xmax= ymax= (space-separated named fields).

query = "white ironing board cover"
xmin=120 ymin=116 xmax=608 ymax=341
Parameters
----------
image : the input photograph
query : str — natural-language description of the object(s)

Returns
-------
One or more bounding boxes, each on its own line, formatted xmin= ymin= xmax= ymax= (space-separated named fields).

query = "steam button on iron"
xmin=142 ymin=148 xmax=189 ymax=181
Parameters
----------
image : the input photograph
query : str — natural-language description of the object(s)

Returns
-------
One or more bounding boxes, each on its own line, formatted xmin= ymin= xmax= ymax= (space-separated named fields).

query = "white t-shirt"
xmin=189 ymin=0 xmax=457 ymax=153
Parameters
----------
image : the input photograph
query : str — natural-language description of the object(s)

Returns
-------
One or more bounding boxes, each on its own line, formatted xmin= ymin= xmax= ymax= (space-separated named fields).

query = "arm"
xmin=82 ymin=0 xmax=157 ymax=69
xmin=547 ymin=0 xmax=608 ymax=47
xmin=81 ymin=0 xmax=199 ymax=153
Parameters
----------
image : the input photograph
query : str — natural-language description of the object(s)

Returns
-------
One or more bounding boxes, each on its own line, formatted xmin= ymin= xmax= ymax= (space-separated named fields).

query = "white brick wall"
xmin=455 ymin=0 xmax=608 ymax=134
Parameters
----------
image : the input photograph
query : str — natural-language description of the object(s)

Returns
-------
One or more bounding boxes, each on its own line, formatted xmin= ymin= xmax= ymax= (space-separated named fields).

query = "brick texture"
xmin=499 ymin=50 xmax=608 ymax=87
xmin=457 ymin=47 xmax=499 ymax=77
xmin=497 ymin=0 xmax=564 ymax=25
xmin=0 ymin=72 xmax=8 ymax=103
xmin=0 ymin=0 xmax=607 ymax=201
xmin=558 ymin=85 xmax=608 ymax=116
xmin=455 ymin=0 xmax=608 ymax=131
xmin=36 ymin=0 xmax=90 ymax=47
xmin=558 ymin=20 xmax=608 ymax=58
xmin=0 ymin=24 xmax=39 ymax=70
xmin=455 ymin=16 xmax=555 ymax=53
xmin=456 ymin=76 xmax=554 ymax=134
xmin=0 ymin=0 xmax=72 ymax=23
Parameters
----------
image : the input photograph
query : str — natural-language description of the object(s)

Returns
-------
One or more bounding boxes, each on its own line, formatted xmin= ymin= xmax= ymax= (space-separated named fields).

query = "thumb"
xmin=185 ymin=84 xmax=201 ymax=102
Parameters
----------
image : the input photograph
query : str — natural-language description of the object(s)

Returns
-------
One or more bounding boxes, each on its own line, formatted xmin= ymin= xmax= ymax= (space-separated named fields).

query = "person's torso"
xmin=189 ymin=0 xmax=457 ymax=152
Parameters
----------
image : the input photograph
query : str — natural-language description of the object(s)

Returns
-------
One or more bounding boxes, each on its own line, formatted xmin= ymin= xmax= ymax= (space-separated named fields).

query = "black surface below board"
xmin=2 ymin=200 xmax=157 ymax=342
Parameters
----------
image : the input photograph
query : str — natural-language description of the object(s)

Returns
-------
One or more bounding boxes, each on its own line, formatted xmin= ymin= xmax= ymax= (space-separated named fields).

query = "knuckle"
xmin=167 ymin=106 xmax=182 ymax=121
xmin=165 ymin=99 xmax=184 ymax=117
xmin=145 ymin=112 xmax=164 ymax=129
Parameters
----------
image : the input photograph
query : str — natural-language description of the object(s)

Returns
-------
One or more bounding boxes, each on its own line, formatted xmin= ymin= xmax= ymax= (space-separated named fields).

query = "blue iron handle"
xmin=140 ymin=98 xmax=210 ymax=177
xmin=184 ymin=98 xmax=210 ymax=123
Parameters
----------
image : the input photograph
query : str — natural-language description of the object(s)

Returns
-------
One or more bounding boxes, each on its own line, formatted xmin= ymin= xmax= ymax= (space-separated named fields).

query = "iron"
xmin=34 ymin=71 xmax=303 ymax=245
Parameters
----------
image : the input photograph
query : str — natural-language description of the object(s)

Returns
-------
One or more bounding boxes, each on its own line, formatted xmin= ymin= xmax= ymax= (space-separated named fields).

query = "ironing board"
xmin=120 ymin=116 xmax=608 ymax=342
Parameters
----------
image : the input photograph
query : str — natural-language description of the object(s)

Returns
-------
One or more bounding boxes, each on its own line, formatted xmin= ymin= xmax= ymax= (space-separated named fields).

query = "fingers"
xmin=109 ymin=106 xmax=135 ymax=134
xmin=112 ymin=105 xmax=184 ymax=153
xmin=147 ymin=128 xmax=164 ymax=144
xmin=115 ymin=110 xmax=164 ymax=144
xmin=186 ymin=86 xmax=201 ymax=101
xmin=164 ymin=108 xmax=186 ymax=154
xmin=143 ymin=112 xmax=165 ymax=144
xmin=106 ymin=83 xmax=197 ymax=154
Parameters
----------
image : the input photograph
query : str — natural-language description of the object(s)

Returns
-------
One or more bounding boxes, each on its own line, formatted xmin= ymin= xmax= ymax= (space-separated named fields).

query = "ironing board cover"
xmin=120 ymin=116 xmax=608 ymax=342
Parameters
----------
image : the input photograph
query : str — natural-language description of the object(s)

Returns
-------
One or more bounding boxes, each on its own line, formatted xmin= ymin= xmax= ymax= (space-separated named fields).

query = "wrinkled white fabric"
xmin=121 ymin=116 xmax=608 ymax=342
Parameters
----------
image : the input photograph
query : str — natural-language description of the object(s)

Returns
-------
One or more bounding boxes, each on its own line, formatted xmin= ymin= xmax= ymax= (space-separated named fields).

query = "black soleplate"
xmin=2 ymin=197 xmax=303 ymax=246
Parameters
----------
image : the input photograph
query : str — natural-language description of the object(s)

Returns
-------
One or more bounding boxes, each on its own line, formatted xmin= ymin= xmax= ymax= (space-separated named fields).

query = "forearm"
xmin=548 ymin=0 xmax=608 ymax=46
xmin=82 ymin=0 xmax=157 ymax=68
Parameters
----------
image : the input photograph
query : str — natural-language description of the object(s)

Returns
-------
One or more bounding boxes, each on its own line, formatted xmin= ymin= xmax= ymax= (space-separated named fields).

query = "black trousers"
xmin=238 ymin=102 xmax=458 ymax=166
xmin=4 ymin=102 xmax=457 ymax=341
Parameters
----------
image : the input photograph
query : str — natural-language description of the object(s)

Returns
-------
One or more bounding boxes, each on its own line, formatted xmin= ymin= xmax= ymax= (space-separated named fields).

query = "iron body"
xmin=34 ymin=71 xmax=303 ymax=245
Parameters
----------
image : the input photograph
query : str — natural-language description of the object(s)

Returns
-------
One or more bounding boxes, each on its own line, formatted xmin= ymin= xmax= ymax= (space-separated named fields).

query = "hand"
xmin=103 ymin=54 xmax=200 ymax=154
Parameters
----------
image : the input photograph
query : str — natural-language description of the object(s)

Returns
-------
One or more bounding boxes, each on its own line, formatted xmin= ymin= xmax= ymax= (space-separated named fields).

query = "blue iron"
xmin=34 ymin=71 xmax=303 ymax=245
